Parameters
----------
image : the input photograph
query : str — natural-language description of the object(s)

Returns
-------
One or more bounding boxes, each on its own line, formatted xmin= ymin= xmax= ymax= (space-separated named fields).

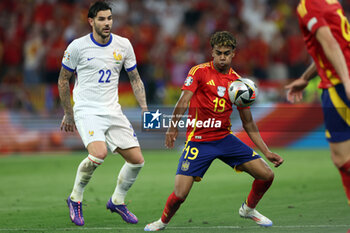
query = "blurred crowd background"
xmin=4 ymin=0 xmax=348 ymax=112
xmin=1 ymin=0 xmax=347 ymax=153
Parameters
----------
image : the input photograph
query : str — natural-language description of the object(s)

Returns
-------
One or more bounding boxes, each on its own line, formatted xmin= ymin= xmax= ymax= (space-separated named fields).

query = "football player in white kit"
xmin=58 ymin=1 xmax=147 ymax=226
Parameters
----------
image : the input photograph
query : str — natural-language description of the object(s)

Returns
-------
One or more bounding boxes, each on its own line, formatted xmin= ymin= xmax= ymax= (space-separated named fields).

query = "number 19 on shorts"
xmin=184 ymin=145 xmax=199 ymax=160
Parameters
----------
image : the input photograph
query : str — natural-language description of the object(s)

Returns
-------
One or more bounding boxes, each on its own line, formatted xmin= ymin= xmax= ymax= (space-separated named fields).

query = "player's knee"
xmin=174 ymin=190 xmax=188 ymax=200
xmin=263 ymin=169 xmax=274 ymax=181
xmin=134 ymin=157 xmax=145 ymax=165
xmin=92 ymin=149 xmax=108 ymax=160
xmin=330 ymin=143 xmax=350 ymax=168
xmin=127 ymin=156 xmax=144 ymax=165
xmin=331 ymin=153 xmax=345 ymax=168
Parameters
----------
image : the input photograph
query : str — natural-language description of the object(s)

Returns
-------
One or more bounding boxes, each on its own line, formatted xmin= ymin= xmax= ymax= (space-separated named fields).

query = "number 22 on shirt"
xmin=98 ymin=69 xmax=111 ymax=83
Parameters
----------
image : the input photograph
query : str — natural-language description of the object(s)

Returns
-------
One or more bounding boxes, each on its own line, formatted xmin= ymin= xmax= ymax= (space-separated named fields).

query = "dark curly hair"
xmin=210 ymin=31 xmax=236 ymax=50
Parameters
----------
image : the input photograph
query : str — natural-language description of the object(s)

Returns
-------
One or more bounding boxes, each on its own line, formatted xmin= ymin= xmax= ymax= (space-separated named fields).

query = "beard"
xmin=95 ymin=26 xmax=111 ymax=39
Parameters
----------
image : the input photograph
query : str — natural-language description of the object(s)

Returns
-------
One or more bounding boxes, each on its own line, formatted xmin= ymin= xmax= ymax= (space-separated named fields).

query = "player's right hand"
xmin=165 ymin=127 xmax=178 ymax=148
xmin=60 ymin=114 xmax=76 ymax=132
xmin=265 ymin=151 xmax=284 ymax=168
xmin=285 ymin=78 xmax=309 ymax=103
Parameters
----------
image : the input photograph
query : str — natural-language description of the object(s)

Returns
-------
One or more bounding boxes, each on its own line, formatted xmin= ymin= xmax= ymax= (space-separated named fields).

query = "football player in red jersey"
xmin=144 ymin=31 xmax=283 ymax=231
xmin=286 ymin=0 xmax=350 ymax=206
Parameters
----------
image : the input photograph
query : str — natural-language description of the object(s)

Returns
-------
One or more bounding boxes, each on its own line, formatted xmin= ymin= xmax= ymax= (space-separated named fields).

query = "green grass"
xmin=0 ymin=149 xmax=349 ymax=233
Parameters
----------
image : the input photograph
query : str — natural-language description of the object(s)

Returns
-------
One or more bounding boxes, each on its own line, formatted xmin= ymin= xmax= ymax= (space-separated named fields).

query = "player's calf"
xmin=339 ymin=160 xmax=350 ymax=204
xmin=246 ymin=178 xmax=273 ymax=209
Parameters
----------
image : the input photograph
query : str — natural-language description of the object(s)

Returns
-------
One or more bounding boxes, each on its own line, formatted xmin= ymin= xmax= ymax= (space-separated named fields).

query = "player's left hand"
xmin=165 ymin=127 xmax=178 ymax=149
xmin=285 ymin=78 xmax=309 ymax=103
xmin=60 ymin=114 xmax=76 ymax=132
xmin=265 ymin=151 xmax=284 ymax=167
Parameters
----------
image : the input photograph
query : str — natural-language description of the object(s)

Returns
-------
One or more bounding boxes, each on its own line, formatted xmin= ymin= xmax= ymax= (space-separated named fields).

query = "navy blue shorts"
xmin=176 ymin=134 xmax=261 ymax=180
xmin=321 ymin=84 xmax=350 ymax=142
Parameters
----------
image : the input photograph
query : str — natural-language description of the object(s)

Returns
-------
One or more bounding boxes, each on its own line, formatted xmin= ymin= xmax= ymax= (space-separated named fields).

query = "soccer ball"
xmin=228 ymin=78 xmax=258 ymax=107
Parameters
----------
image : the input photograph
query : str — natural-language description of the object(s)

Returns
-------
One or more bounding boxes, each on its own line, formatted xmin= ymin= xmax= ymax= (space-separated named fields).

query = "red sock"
xmin=339 ymin=160 xmax=350 ymax=205
xmin=246 ymin=178 xmax=273 ymax=209
xmin=161 ymin=192 xmax=185 ymax=223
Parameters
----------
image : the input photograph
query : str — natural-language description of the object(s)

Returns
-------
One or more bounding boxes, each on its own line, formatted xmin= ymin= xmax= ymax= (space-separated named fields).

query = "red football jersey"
xmin=181 ymin=61 xmax=244 ymax=142
xmin=297 ymin=0 xmax=350 ymax=89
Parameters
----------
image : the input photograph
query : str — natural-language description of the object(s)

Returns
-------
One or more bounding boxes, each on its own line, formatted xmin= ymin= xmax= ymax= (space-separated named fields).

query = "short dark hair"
xmin=210 ymin=31 xmax=236 ymax=50
xmin=88 ymin=1 xmax=112 ymax=18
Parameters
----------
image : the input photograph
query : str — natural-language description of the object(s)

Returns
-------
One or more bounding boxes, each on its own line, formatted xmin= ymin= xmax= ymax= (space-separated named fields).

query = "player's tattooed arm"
xmin=58 ymin=67 xmax=74 ymax=115
xmin=127 ymin=68 xmax=148 ymax=112
xmin=58 ymin=67 xmax=75 ymax=132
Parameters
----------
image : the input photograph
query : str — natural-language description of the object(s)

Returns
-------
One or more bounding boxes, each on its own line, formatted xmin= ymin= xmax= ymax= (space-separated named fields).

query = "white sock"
xmin=112 ymin=162 xmax=144 ymax=204
xmin=70 ymin=154 xmax=104 ymax=202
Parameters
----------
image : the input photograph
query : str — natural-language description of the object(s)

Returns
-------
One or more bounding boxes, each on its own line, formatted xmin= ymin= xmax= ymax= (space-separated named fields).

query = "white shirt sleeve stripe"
xmin=307 ymin=17 xmax=318 ymax=32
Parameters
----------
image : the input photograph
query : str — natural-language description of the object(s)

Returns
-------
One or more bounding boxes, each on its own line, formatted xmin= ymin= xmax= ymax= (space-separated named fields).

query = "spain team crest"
xmin=181 ymin=160 xmax=190 ymax=171
xmin=217 ymin=86 xmax=226 ymax=97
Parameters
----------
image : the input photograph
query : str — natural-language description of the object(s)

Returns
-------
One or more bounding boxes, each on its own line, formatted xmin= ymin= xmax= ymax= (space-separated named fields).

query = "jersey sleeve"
xmin=181 ymin=67 xmax=203 ymax=93
xmin=62 ymin=41 xmax=79 ymax=72
xmin=298 ymin=0 xmax=328 ymax=34
xmin=124 ymin=39 xmax=137 ymax=72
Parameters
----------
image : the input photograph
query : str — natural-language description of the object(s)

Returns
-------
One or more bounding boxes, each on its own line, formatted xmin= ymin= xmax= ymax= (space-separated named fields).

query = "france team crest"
xmin=143 ymin=109 xmax=162 ymax=129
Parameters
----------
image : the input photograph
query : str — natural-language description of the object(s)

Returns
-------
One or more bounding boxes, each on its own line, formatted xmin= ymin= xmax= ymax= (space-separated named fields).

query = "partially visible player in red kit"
xmin=286 ymin=0 xmax=350 ymax=207
xmin=144 ymin=31 xmax=284 ymax=231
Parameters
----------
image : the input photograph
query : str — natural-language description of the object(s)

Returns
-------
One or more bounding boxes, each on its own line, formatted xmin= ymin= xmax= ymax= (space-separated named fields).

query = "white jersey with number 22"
xmin=62 ymin=33 xmax=137 ymax=116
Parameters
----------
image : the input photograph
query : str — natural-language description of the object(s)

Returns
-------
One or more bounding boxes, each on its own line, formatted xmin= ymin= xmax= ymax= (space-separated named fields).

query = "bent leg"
xmin=116 ymin=146 xmax=144 ymax=164
xmin=106 ymin=147 xmax=144 ymax=224
xmin=236 ymin=158 xmax=274 ymax=208
xmin=236 ymin=158 xmax=274 ymax=227
xmin=70 ymin=141 xmax=107 ymax=202
xmin=330 ymin=139 xmax=350 ymax=205
xmin=329 ymin=139 xmax=350 ymax=168
xmin=144 ymin=175 xmax=194 ymax=231
xmin=161 ymin=175 xmax=194 ymax=223
xmin=111 ymin=147 xmax=144 ymax=204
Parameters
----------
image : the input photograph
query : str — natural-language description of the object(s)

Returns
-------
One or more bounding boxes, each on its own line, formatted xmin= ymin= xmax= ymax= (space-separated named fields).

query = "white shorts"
xmin=75 ymin=114 xmax=139 ymax=152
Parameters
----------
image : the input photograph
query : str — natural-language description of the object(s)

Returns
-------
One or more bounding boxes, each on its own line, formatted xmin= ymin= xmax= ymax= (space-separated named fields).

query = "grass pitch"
xmin=0 ymin=149 xmax=349 ymax=233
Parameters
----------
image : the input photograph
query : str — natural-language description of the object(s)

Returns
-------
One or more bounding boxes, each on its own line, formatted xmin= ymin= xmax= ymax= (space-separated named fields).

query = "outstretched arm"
xmin=58 ymin=66 xmax=75 ymax=132
xmin=285 ymin=62 xmax=317 ymax=103
xmin=238 ymin=108 xmax=283 ymax=167
xmin=165 ymin=90 xmax=193 ymax=148
xmin=316 ymin=26 xmax=350 ymax=99
xmin=127 ymin=68 xmax=148 ymax=112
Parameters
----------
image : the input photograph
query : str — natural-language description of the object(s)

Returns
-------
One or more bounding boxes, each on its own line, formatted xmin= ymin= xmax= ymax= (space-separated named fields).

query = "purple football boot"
xmin=67 ymin=196 xmax=84 ymax=226
xmin=106 ymin=198 xmax=138 ymax=224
